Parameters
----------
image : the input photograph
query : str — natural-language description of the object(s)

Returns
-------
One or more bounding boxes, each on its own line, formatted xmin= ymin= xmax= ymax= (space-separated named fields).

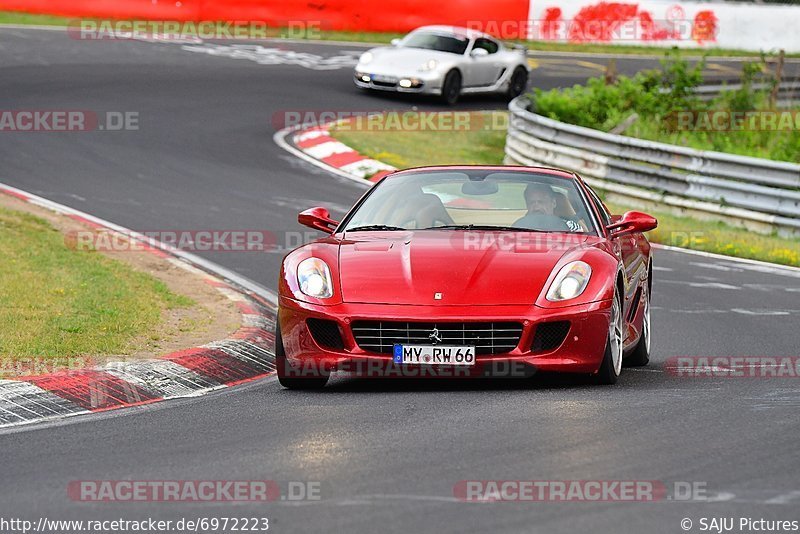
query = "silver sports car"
xmin=354 ymin=25 xmax=530 ymax=105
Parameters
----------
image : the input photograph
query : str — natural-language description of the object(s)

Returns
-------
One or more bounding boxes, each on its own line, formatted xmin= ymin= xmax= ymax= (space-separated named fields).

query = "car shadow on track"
xmin=301 ymin=368 xmax=663 ymax=393
xmin=353 ymin=88 xmax=513 ymax=111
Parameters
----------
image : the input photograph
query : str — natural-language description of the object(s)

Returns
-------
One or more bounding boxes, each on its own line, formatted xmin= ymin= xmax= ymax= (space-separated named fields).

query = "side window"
xmin=473 ymin=38 xmax=499 ymax=55
xmin=585 ymin=185 xmax=612 ymax=226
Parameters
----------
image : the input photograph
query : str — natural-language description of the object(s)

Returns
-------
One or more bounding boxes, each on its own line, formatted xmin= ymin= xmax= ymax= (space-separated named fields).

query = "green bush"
xmin=530 ymin=49 xmax=800 ymax=162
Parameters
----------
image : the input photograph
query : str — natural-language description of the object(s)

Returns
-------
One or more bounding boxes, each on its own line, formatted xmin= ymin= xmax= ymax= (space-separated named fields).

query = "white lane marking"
xmin=658 ymin=280 xmax=742 ymax=289
xmin=652 ymin=265 xmax=673 ymax=272
xmin=273 ymin=125 xmax=372 ymax=187
xmin=705 ymin=492 xmax=737 ymax=502
xmin=181 ymin=43 xmax=360 ymax=70
xmin=294 ymin=129 xmax=329 ymax=143
xmin=303 ymin=141 xmax=355 ymax=159
xmin=242 ymin=314 xmax=275 ymax=329
xmin=742 ymin=284 xmax=789 ymax=293
xmin=731 ymin=308 xmax=791 ymax=316
xmin=694 ymin=275 xmax=723 ymax=282
xmin=0 ymin=380 xmax=88 ymax=420
xmin=626 ymin=368 xmax=663 ymax=372
xmin=653 ymin=244 xmax=800 ymax=276
xmin=204 ymin=340 xmax=276 ymax=373
xmin=662 ymin=309 xmax=730 ymax=314
xmin=656 ymin=307 xmax=798 ymax=315
xmin=103 ymin=360 xmax=222 ymax=397
xmin=687 ymin=282 xmax=740 ymax=289
xmin=726 ymin=262 xmax=800 ymax=279
xmin=339 ymin=158 xmax=395 ymax=179
xmin=277 ymin=490 xmax=800 ymax=507
xmin=690 ymin=262 xmax=739 ymax=272
xmin=663 ymin=364 xmax=734 ymax=374
xmin=766 ymin=491 xmax=800 ymax=505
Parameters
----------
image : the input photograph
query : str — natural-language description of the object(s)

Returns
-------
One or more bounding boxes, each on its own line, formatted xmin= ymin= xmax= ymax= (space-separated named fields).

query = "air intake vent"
xmin=307 ymin=319 xmax=344 ymax=350
xmin=531 ymin=321 xmax=570 ymax=352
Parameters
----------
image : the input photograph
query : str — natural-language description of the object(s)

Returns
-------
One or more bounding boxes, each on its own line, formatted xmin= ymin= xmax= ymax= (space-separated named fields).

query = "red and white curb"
xmin=274 ymin=122 xmax=395 ymax=185
xmin=0 ymin=183 xmax=279 ymax=429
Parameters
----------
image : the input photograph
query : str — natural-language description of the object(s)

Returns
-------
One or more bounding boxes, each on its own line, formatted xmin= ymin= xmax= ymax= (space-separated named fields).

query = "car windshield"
xmin=400 ymin=32 xmax=470 ymax=54
xmin=340 ymin=170 xmax=599 ymax=235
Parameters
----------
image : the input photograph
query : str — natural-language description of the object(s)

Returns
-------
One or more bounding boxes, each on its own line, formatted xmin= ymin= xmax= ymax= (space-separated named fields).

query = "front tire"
xmin=595 ymin=288 xmax=624 ymax=385
xmin=505 ymin=67 xmax=528 ymax=100
xmin=440 ymin=70 xmax=462 ymax=105
xmin=624 ymin=281 xmax=651 ymax=367
xmin=275 ymin=324 xmax=329 ymax=390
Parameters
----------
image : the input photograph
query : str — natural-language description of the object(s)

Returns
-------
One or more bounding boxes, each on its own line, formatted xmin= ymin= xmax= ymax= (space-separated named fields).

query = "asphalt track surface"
xmin=1 ymin=28 xmax=800 ymax=534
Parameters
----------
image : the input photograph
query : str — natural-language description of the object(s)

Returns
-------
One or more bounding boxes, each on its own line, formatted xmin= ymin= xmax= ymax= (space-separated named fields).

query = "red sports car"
xmin=277 ymin=166 xmax=657 ymax=388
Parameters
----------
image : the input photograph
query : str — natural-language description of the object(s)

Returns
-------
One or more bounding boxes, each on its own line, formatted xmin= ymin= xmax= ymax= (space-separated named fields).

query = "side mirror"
xmin=470 ymin=48 xmax=489 ymax=58
xmin=390 ymin=38 xmax=401 ymax=46
xmin=298 ymin=207 xmax=339 ymax=234
xmin=607 ymin=211 xmax=657 ymax=237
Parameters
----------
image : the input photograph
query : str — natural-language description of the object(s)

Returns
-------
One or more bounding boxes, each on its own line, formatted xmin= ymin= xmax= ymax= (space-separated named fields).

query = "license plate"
xmin=371 ymin=74 xmax=397 ymax=83
xmin=393 ymin=344 xmax=476 ymax=366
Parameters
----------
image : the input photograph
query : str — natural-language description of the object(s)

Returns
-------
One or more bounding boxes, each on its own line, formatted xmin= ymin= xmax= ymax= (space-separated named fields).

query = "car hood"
xmin=338 ymin=231 xmax=591 ymax=306
xmin=363 ymin=47 xmax=459 ymax=72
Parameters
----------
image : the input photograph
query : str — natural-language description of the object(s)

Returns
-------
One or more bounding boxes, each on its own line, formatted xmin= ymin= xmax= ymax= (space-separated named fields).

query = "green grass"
xmin=604 ymin=199 xmax=800 ymax=267
xmin=1 ymin=10 xmax=795 ymax=58
xmin=328 ymin=111 xmax=800 ymax=267
xmin=0 ymin=206 xmax=193 ymax=361
xmin=330 ymin=111 xmax=508 ymax=168
xmin=0 ymin=10 xmax=74 ymax=26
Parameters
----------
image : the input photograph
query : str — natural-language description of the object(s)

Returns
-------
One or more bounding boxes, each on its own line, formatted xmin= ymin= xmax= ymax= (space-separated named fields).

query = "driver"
xmin=515 ymin=183 xmax=583 ymax=232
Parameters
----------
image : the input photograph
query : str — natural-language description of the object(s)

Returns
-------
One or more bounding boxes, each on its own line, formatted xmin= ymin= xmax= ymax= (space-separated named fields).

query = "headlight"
xmin=297 ymin=258 xmax=333 ymax=299
xmin=360 ymin=52 xmax=373 ymax=64
xmin=419 ymin=59 xmax=437 ymax=71
xmin=546 ymin=261 xmax=592 ymax=302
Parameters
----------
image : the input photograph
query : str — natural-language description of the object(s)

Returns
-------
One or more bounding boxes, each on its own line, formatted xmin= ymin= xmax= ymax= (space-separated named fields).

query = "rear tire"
xmin=624 ymin=281 xmax=651 ymax=367
xmin=595 ymin=288 xmax=624 ymax=385
xmin=440 ymin=70 xmax=462 ymax=105
xmin=505 ymin=67 xmax=528 ymax=100
xmin=275 ymin=324 xmax=329 ymax=390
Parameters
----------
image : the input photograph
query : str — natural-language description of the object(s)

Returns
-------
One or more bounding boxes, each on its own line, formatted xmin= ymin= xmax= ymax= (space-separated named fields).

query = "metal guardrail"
xmin=505 ymin=96 xmax=800 ymax=238
xmin=689 ymin=80 xmax=800 ymax=105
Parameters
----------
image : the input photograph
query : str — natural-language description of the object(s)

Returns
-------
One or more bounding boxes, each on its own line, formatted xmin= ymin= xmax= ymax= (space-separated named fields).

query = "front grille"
xmin=307 ymin=319 xmax=345 ymax=350
xmin=351 ymin=321 xmax=523 ymax=356
xmin=372 ymin=80 xmax=397 ymax=88
xmin=531 ymin=321 xmax=571 ymax=352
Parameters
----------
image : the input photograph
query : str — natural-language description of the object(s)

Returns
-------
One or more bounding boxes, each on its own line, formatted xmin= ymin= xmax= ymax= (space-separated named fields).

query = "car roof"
xmin=386 ymin=165 xmax=577 ymax=181
xmin=409 ymin=25 xmax=493 ymax=41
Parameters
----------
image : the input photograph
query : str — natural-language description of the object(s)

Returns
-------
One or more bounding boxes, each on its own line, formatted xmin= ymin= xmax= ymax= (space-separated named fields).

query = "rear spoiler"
xmin=508 ymin=43 xmax=529 ymax=54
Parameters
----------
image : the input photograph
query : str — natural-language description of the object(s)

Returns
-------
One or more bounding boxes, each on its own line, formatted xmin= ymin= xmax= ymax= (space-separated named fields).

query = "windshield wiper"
xmin=423 ymin=224 xmax=544 ymax=232
xmin=346 ymin=224 xmax=407 ymax=232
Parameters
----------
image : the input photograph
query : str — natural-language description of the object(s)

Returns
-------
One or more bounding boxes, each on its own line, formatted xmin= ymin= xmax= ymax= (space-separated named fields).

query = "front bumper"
xmin=279 ymin=297 xmax=612 ymax=378
xmin=353 ymin=67 xmax=443 ymax=95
